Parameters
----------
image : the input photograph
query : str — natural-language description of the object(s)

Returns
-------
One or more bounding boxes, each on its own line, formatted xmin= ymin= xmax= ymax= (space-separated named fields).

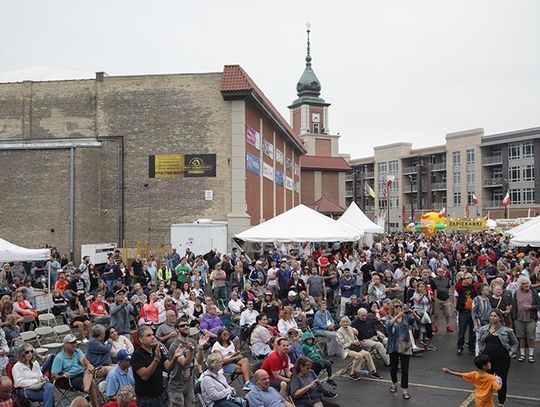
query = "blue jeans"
xmin=22 ymin=382 xmax=55 ymax=407
xmin=457 ymin=310 xmax=475 ymax=352
xmin=213 ymin=286 xmax=228 ymax=300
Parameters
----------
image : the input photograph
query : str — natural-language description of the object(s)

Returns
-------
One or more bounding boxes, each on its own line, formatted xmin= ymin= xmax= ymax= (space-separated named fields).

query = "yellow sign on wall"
xmin=447 ymin=217 xmax=487 ymax=230
xmin=149 ymin=154 xmax=217 ymax=179
xmin=153 ymin=154 xmax=184 ymax=178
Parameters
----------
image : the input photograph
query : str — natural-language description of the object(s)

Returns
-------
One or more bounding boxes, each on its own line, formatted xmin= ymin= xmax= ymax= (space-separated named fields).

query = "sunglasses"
xmin=178 ymin=324 xmax=189 ymax=328
xmin=24 ymin=350 xmax=34 ymax=354
xmin=394 ymin=305 xmax=403 ymax=308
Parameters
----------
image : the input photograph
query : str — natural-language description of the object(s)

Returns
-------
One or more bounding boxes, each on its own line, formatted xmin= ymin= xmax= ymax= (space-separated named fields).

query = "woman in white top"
xmin=211 ymin=328 xmax=254 ymax=391
xmin=277 ymin=306 xmax=299 ymax=336
xmin=105 ymin=326 xmax=134 ymax=358
xmin=12 ymin=344 xmax=55 ymax=407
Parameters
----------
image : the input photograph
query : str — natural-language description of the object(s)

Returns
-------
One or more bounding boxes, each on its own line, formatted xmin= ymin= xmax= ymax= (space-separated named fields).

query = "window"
xmin=442 ymin=192 xmax=447 ymax=205
xmin=509 ymin=166 xmax=520 ymax=182
xmin=508 ymin=144 xmax=520 ymax=160
xmin=523 ymin=165 xmax=534 ymax=182
xmin=377 ymin=162 xmax=387 ymax=196
xmin=388 ymin=160 xmax=398 ymax=174
xmin=466 ymin=149 xmax=475 ymax=164
xmin=510 ymin=189 xmax=520 ymax=203
xmin=492 ymin=191 xmax=503 ymax=202
xmin=467 ymin=192 xmax=475 ymax=204
xmin=452 ymin=151 xmax=461 ymax=165
xmin=492 ymin=168 xmax=502 ymax=178
xmin=523 ymin=188 xmax=535 ymax=204
xmin=313 ymin=123 xmax=320 ymax=134
xmin=453 ymin=172 xmax=461 ymax=185
xmin=467 ymin=172 xmax=475 ymax=186
xmin=522 ymin=142 xmax=534 ymax=158
xmin=389 ymin=196 xmax=399 ymax=208
xmin=453 ymin=192 xmax=461 ymax=206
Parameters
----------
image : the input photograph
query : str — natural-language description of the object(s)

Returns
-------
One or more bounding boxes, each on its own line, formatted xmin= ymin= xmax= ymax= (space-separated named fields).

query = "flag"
xmin=465 ymin=203 xmax=470 ymax=218
xmin=438 ymin=207 xmax=446 ymax=217
xmin=364 ymin=182 xmax=376 ymax=199
xmin=485 ymin=210 xmax=491 ymax=220
xmin=472 ymin=194 xmax=479 ymax=206
xmin=502 ymin=192 xmax=511 ymax=207
xmin=528 ymin=208 xmax=532 ymax=218
xmin=386 ymin=175 xmax=395 ymax=188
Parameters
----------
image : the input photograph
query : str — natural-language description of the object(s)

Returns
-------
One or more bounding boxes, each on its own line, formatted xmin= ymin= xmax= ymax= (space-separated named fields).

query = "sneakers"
xmin=528 ymin=356 xmax=535 ymax=363
xmin=427 ymin=345 xmax=438 ymax=351
xmin=446 ymin=325 xmax=454 ymax=333
xmin=350 ymin=372 xmax=362 ymax=381
xmin=371 ymin=371 xmax=383 ymax=379
xmin=323 ymin=390 xmax=338 ymax=399
xmin=456 ymin=348 xmax=463 ymax=356
xmin=359 ymin=370 xmax=370 ymax=376
xmin=518 ymin=355 xmax=525 ymax=362
xmin=412 ymin=345 xmax=424 ymax=353
xmin=327 ymin=378 xmax=338 ymax=387
xmin=82 ymin=338 xmax=89 ymax=344
xmin=243 ymin=381 xmax=256 ymax=391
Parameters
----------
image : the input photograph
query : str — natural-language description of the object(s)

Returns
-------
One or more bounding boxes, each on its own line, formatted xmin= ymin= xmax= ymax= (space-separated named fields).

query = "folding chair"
xmin=53 ymin=376 xmax=87 ymax=407
xmin=19 ymin=331 xmax=48 ymax=355
xmin=38 ymin=313 xmax=57 ymax=327
xmin=53 ymin=324 xmax=72 ymax=339
xmin=35 ymin=326 xmax=63 ymax=353
xmin=305 ymin=325 xmax=326 ymax=355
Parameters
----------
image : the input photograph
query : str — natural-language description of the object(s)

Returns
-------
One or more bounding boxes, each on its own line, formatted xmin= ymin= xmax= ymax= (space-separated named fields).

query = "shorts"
xmin=69 ymin=373 xmax=85 ymax=391
xmin=434 ymin=298 xmax=452 ymax=317
xmin=514 ymin=320 xmax=536 ymax=339
xmin=222 ymin=363 xmax=237 ymax=374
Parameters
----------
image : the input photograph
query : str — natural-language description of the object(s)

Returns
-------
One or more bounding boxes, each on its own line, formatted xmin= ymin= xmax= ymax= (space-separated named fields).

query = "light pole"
xmin=408 ymin=174 xmax=414 ymax=224
xmin=363 ymin=165 xmax=367 ymax=212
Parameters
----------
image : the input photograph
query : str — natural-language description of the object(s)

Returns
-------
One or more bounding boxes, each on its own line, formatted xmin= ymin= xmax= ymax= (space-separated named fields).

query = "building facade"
xmin=0 ymin=66 xmax=305 ymax=259
xmin=347 ymin=126 xmax=540 ymax=229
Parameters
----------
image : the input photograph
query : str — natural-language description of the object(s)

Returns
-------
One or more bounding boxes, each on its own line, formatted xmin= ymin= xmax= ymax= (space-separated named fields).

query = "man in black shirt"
xmin=68 ymin=270 xmax=88 ymax=307
xmin=351 ymin=308 xmax=390 ymax=366
xmin=132 ymin=325 xmax=182 ymax=406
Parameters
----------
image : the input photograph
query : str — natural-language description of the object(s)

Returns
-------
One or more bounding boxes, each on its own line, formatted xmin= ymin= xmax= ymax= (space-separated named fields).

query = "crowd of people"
xmin=0 ymin=231 xmax=538 ymax=406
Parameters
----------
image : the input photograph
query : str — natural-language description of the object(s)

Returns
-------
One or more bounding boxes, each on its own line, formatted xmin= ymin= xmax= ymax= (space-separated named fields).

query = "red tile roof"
xmin=306 ymin=196 xmax=346 ymax=214
xmin=221 ymin=65 xmax=305 ymax=153
xmin=300 ymin=155 xmax=351 ymax=171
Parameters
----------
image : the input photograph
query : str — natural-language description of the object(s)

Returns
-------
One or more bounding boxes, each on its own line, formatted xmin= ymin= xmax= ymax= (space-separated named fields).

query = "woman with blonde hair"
xmin=12 ymin=343 xmax=55 ymax=407
xmin=278 ymin=306 xmax=299 ymax=336
xmin=336 ymin=316 xmax=381 ymax=380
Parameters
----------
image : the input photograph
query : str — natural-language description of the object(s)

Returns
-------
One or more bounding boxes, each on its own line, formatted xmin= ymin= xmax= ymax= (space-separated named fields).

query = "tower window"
xmin=313 ymin=123 xmax=320 ymax=134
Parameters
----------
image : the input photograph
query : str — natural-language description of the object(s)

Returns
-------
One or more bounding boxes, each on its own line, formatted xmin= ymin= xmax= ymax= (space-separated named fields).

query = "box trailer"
xmin=80 ymin=242 xmax=117 ymax=265
xmin=171 ymin=220 xmax=228 ymax=256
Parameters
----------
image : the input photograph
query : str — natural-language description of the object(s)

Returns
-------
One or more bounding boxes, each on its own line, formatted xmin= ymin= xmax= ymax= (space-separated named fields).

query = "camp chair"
xmin=53 ymin=376 xmax=87 ymax=407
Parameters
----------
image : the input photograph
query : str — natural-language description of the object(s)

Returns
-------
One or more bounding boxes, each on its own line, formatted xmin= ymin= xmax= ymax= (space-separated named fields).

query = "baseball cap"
xmin=288 ymin=290 xmax=297 ymax=297
xmin=63 ymin=334 xmax=78 ymax=344
xmin=117 ymin=349 xmax=132 ymax=361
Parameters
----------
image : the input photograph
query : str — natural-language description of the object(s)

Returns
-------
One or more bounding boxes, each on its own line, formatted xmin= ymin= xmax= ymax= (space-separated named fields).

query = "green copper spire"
xmin=289 ymin=23 xmax=328 ymax=108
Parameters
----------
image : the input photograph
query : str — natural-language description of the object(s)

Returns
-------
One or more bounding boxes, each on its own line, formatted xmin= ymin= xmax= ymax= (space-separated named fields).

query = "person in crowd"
xmin=104 ymin=350 xmax=135 ymax=400
xmin=250 ymin=314 xmax=274 ymax=358
xmin=260 ymin=337 xmax=291 ymax=397
xmin=240 ymin=299 xmax=259 ymax=327
xmin=188 ymin=294 xmax=206 ymax=327
xmin=344 ymin=295 xmax=362 ymax=320
xmin=455 ymin=271 xmax=477 ymax=355
xmin=511 ymin=276 xmax=539 ymax=363
xmin=442 ymin=355 xmax=501 ymax=407
xmin=68 ymin=269 xmax=89 ymax=307
xmin=3 ymin=314 xmax=20 ymax=347
xmin=168 ymin=317 xmax=209 ymax=406
xmin=142 ymin=292 xmax=160 ymax=325
xmin=300 ymin=331 xmax=338 ymax=387
xmin=105 ymin=327 xmax=134 ymax=359
xmin=109 ymin=289 xmax=133 ymax=336
xmin=66 ymin=296 xmax=92 ymax=342
xmin=12 ymin=343 xmax=55 ymax=407
xmin=209 ymin=262 xmax=228 ymax=301
xmin=245 ymin=369 xmax=295 ymax=407
xmin=351 ymin=308 xmax=390 ymax=365
xmin=381 ymin=269 xmax=401 ymax=300
xmin=278 ymin=306 xmax=299 ymax=336
xmin=386 ymin=299 xmax=413 ymax=400
xmin=211 ymin=328 xmax=255 ymax=391
xmin=289 ymin=357 xmax=340 ymax=407
xmin=200 ymin=352 xmax=239 ymax=407
xmin=367 ymin=274 xmax=386 ymax=304
xmin=200 ymin=303 xmax=227 ymax=343
xmin=432 ymin=267 xmax=453 ymax=333
xmin=131 ymin=325 xmax=182 ymax=406
xmin=261 ymin=291 xmax=280 ymax=326
xmin=411 ymin=281 xmax=436 ymax=351
xmin=156 ymin=310 xmax=178 ymax=349
xmin=339 ymin=268 xmax=356 ymax=317
xmin=51 ymin=334 xmax=100 ymax=407
xmin=336 ymin=316 xmax=381 ymax=380
xmin=227 ymin=291 xmax=245 ymax=322
xmin=287 ymin=271 xmax=306 ymax=295
xmin=488 ymin=283 xmax=513 ymax=327
xmin=472 ymin=284 xmax=492 ymax=331
xmin=88 ymin=293 xmax=110 ymax=324
xmin=312 ymin=301 xmax=341 ymax=357
xmin=476 ymin=309 xmax=518 ymax=407
xmin=87 ymin=324 xmax=114 ymax=376
xmin=52 ymin=288 xmax=68 ymax=316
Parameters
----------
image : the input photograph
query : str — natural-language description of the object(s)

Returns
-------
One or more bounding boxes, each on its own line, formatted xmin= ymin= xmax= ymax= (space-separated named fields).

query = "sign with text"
xmin=246 ymin=152 xmax=261 ymax=175
xmin=447 ymin=217 xmax=487 ymax=230
xmin=149 ymin=154 xmax=216 ymax=178
xmin=246 ymin=125 xmax=261 ymax=150
xmin=263 ymin=162 xmax=274 ymax=180
xmin=263 ymin=139 xmax=274 ymax=159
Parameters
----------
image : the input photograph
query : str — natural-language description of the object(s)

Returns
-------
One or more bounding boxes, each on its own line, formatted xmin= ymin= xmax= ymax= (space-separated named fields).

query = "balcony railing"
xmin=345 ymin=190 xmax=353 ymax=198
xmin=432 ymin=203 xmax=446 ymax=210
xmin=483 ymin=178 xmax=503 ymax=187
xmin=483 ymin=155 xmax=503 ymax=165
xmin=484 ymin=200 xmax=502 ymax=208
xmin=431 ymin=162 xmax=447 ymax=171
xmin=404 ymin=185 xmax=418 ymax=193
xmin=364 ymin=205 xmax=374 ymax=212
xmin=364 ymin=171 xmax=375 ymax=179
xmin=403 ymin=166 xmax=416 ymax=175
xmin=431 ymin=182 xmax=447 ymax=191
xmin=345 ymin=174 xmax=353 ymax=182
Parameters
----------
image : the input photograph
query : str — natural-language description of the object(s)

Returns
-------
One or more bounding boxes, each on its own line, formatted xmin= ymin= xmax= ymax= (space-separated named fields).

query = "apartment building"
xmin=346 ymin=126 xmax=540 ymax=230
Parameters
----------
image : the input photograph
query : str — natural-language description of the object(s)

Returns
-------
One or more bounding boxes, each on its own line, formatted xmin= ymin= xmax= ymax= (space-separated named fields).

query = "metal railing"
xmin=345 ymin=174 xmax=353 ymax=182
xmin=484 ymin=200 xmax=502 ymax=208
xmin=431 ymin=162 xmax=447 ymax=171
xmin=345 ymin=190 xmax=353 ymax=198
xmin=403 ymin=166 xmax=416 ymax=175
xmin=483 ymin=155 xmax=503 ymax=165
xmin=364 ymin=171 xmax=375 ymax=178
xmin=431 ymin=182 xmax=447 ymax=190
xmin=483 ymin=178 xmax=503 ymax=187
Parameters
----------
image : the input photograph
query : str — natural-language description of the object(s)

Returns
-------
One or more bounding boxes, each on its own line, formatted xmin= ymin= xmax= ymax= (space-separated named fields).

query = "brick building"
xmin=0 ymin=66 xmax=305 ymax=259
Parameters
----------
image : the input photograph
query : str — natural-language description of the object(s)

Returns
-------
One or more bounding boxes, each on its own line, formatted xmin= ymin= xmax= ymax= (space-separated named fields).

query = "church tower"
xmin=291 ymin=24 xmax=350 ymax=214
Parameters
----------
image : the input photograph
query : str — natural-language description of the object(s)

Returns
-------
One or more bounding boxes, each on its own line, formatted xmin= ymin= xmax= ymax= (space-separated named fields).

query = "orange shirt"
xmin=55 ymin=279 xmax=69 ymax=294
xmin=462 ymin=371 xmax=501 ymax=407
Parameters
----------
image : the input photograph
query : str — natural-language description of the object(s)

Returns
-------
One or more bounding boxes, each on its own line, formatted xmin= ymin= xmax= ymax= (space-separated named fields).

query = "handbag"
xmin=397 ymin=340 xmax=412 ymax=355
xmin=421 ymin=310 xmax=431 ymax=325
xmin=27 ymin=378 xmax=48 ymax=391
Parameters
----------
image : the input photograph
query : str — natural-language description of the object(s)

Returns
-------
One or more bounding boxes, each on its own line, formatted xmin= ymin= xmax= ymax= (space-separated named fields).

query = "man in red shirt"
xmin=89 ymin=294 xmax=109 ymax=323
xmin=260 ymin=337 xmax=291 ymax=398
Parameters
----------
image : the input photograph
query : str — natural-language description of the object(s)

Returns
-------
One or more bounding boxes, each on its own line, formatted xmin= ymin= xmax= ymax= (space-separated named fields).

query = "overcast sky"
xmin=1 ymin=0 xmax=539 ymax=158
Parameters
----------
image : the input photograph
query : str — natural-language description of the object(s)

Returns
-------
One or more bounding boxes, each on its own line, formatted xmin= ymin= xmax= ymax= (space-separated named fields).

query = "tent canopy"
xmin=509 ymin=218 xmax=540 ymax=247
xmin=235 ymin=204 xmax=364 ymax=242
xmin=0 ymin=238 xmax=50 ymax=262
xmin=338 ymin=202 xmax=384 ymax=234
xmin=507 ymin=216 xmax=540 ymax=237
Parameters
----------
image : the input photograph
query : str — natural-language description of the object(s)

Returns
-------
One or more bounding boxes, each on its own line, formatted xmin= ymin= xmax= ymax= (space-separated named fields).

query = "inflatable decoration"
xmin=418 ymin=211 xmax=447 ymax=237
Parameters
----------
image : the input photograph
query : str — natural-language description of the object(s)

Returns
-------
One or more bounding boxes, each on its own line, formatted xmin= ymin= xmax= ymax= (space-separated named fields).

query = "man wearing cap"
xmin=282 ymin=291 xmax=301 ymax=309
xmin=104 ymin=349 xmax=134 ymax=400
xmin=68 ymin=269 xmax=88 ymax=307
xmin=51 ymin=334 xmax=100 ymax=407
xmin=110 ymin=290 xmax=133 ymax=336
xmin=168 ymin=317 xmax=208 ymax=407
xmin=276 ymin=261 xmax=291 ymax=300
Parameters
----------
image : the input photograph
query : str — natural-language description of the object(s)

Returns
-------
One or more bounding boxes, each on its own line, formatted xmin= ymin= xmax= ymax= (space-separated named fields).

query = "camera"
xmin=402 ymin=305 xmax=411 ymax=314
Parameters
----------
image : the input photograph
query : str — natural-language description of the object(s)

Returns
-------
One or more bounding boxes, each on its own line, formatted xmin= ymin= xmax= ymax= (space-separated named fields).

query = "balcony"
xmin=431 ymin=182 xmax=447 ymax=191
xmin=432 ymin=202 xmax=446 ymax=210
xmin=404 ymin=185 xmax=418 ymax=193
xmin=364 ymin=205 xmax=374 ymax=212
xmin=431 ymin=162 xmax=447 ymax=172
xmin=484 ymin=200 xmax=502 ymax=208
xmin=403 ymin=166 xmax=417 ymax=175
xmin=365 ymin=171 xmax=375 ymax=179
xmin=483 ymin=155 xmax=503 ymax=166
xmin=345 ymin=190 xmax=353 ymax=198
xmin=345 ymin=174 xmax=353 ymax=182
xmin=483 ymin=178 xmax=503 ymax=188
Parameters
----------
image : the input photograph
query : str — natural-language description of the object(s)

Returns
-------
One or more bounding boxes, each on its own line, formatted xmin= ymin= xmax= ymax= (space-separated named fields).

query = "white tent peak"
xmin=235 ymin=204 xmax=363 ymax=242
xmin=0 ymin=238 xmax=50 ymax=262
xmin=338 ymin=202 xmax=384 ymax=234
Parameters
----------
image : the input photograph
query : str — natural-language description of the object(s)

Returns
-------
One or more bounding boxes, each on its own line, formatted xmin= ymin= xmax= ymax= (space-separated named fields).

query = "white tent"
xmin=509 ymin=220 xmax=540 ymax=247
xmin=235 ymin=204 xmax=364 ymax=242
xmin=507 ymin=216 xmax=540 ymax=237
xmin=0 ymin=238 xmax=50 ymax=262
xmin=337 ymin=202 xmax=384 ymax=234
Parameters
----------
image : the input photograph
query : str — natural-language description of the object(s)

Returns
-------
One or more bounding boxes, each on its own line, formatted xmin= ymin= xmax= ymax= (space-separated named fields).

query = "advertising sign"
xmin=246 ymin=125 xmax=261 ymax=149
xmin=447 ymin=217 xmax=487 ymax=230
xmin=246 ymin=152 xmax=261 ymax=175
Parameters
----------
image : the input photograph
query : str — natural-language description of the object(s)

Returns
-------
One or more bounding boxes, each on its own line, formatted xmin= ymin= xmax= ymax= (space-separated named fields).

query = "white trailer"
xmin=80 ymin=242 xmax=117 ymax=265
xmin=170 ymin=220 xmax=228 ymax=256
